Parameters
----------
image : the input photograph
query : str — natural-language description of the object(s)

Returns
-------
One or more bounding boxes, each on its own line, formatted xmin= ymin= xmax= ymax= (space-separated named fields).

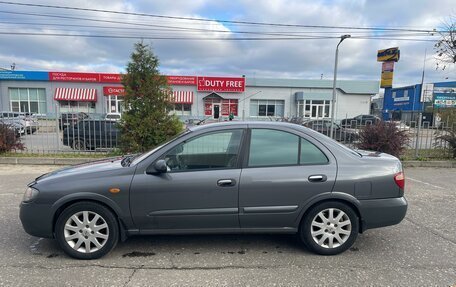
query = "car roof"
xmin=188 ymin=121 xmax=309 ymax=132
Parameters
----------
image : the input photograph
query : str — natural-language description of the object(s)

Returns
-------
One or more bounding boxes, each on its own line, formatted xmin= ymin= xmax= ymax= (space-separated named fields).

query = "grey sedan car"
xmin=20 ymin=122 xmax=407 ymax=259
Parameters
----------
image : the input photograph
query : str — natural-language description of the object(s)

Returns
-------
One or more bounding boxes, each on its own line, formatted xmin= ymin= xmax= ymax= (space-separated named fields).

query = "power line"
xmin=0 ymin=0 xmax=442 ymax=33
xmin=0 ymin=20 xmax=439 ymax=39
xmin=0 ymin=31 xmax=340 ymax=40
xmin=0 ymin=31 xmax=440 ymax=42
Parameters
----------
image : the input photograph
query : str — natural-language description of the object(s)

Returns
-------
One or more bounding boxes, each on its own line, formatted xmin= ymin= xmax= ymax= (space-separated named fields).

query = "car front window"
xmin=130 ymin=129 xmax=191 ymax=166
xmin=164 ymin=129 xmax=243 ymax=171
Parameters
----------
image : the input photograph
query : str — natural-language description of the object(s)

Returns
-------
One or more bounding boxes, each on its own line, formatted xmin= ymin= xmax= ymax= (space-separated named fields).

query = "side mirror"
xmin=146 ymin=159 xmax=168 ymax=175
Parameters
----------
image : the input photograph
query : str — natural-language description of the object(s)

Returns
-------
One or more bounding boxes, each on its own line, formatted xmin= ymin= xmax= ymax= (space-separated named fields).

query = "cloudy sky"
xmin=0 ymin=0 xmax=455 ymax=88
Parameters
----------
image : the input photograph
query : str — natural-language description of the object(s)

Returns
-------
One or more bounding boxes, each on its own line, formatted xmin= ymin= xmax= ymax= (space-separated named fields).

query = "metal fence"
xmin=1 ymin=109 xmax=120 ymax=155
xmin=1 ymin=110 xmax=455 ymax=159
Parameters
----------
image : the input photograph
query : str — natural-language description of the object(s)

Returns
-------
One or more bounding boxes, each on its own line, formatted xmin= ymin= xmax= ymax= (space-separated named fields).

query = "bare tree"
xmin=435 ymin=16 xmax=456 ymax=70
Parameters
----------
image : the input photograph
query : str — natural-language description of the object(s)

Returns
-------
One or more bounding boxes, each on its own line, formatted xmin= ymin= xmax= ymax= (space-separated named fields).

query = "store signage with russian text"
xmin=197 ymin=77 xmax=245 ymax=92
xmin=49 ymin=72 xmax=99 ymax=82
xmin=167 ymin=76 xmax=197 ymax=85
xmin=100 ymin=73 xmax=122 ymax=83
xmin=103 ymin=86 xmax=125 ymax=96
xmin=0 ymin=71 xmax=49 ymax=81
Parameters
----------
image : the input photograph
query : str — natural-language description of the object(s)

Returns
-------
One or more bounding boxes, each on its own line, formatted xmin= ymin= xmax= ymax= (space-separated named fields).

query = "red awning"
xmin=54 ymin=88 xmax=97 ymax=102
xmin=171 ymin=91 xmax=193 ymax=104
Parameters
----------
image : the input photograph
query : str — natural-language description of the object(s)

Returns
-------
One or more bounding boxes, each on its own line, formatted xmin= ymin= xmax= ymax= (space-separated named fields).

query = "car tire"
xmin=55 ymin=202 xmax=119 ymax=260
xmin=300 ymin=201 xmax=359 ymax=255
xmin=73 ymin=138 xmax=86 ymax=150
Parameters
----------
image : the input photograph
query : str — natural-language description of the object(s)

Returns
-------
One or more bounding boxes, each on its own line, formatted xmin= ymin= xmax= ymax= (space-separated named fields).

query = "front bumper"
xmin=19 ymin=201 xmax=54 ymax=238
xmin=359 ymin=196 xmax=407 ymax=232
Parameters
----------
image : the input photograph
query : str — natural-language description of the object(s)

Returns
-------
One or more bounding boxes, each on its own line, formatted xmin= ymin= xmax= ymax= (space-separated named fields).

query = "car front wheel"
xmin=300 ymin=201 xmax=359 ymax=255
xmin=55 ymin=202 xmax=119 ymax=259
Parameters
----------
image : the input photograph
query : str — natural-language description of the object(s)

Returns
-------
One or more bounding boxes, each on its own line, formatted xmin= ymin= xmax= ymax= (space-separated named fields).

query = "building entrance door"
xmin=213 ymin=104 xmax=220 ymax=119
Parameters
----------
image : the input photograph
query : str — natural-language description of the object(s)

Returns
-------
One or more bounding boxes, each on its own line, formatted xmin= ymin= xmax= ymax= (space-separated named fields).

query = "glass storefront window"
xmin=250 ymin=99 xmax=284 ymax=117
xmin=106 ymin=95 xmax=124 ymax=114
xmin=9 ymin=88 xmax=47 ymax=114
xmin=170 ymin=103 xmax=192 ymax=116
xmin=297 ymin=100 xmax=331 ymax=119
xmin=59 ymin=101 xmax=96 ymax=113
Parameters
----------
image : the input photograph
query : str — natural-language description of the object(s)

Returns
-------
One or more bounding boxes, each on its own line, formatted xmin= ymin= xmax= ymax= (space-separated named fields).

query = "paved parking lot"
xmin=0 ymin=165 xmax=455 ymax=286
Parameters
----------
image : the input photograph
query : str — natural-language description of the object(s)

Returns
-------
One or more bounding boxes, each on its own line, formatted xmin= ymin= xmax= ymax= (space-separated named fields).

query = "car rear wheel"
xmin=300 ymin=201 xmax=358 ymax=255
xmin=55 ymin=202 xmax=119 ymax=259
xmin=73 ymin=139 xmax=86 ymax=150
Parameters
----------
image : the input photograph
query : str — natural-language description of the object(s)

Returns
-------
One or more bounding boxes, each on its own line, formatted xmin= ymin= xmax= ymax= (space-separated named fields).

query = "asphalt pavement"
xmin=0 ymin=165 xmax=455 ymax=286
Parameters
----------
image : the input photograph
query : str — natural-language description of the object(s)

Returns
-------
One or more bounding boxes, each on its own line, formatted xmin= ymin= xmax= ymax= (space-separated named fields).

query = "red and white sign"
xmin=49 ymin=72 xmax=99 ymax=82
xmin=382 ymin=62 xmax=394 ymax=72
xmin=100 ymin=73 xmax=122 ymax=83
xmin=197 ymin=77 xmax=245 ymax=92
xmin=47 ymin=72 xmax=245 ymax=93
xmin=103 ymin=86 xmax=125 ymax=96
xmin=167 ymin=76 xmax=197 ymax=85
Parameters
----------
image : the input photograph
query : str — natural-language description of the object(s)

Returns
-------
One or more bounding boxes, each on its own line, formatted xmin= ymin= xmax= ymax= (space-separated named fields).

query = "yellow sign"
xmin=377 ymin=47 xmax=400 ymax=62
xmin=380 ymin=71 xmax=394 ymax=88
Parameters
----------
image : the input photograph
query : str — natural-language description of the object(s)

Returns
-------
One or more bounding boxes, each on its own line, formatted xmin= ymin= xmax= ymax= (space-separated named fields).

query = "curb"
xmin=0 ymin=157 xmax=455 ymax=168
xmin=401 ymin=161 xmax=456 ymax=168
xmin=0 ymin=157 xmax=95 ymax=165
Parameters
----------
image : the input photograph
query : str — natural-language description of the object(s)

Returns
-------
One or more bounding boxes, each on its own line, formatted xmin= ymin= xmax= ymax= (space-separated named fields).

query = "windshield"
xmin=130 ymin=129 xmax=191 ymax=166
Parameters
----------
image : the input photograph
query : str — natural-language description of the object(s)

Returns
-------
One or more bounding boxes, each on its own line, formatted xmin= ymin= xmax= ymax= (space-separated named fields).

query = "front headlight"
xmin=23 ymin=187 xmax=39 ymax=202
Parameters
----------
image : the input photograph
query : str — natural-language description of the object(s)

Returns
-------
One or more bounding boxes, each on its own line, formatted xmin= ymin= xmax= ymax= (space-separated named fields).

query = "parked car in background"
xmin=59 ymin=112 xmax=90 ymax=130
xmin=0 ymin=120 xmax=25 ymax=137
xmin=393 ymin=121 xmax=412 ymax=132
xmin=303 ymin=119 xmax=359 ymax=142
xmin=0 ymin=112 xmax=38 ymax=134
xmin=21 ymin=122 xmax=407 ymax=259
xmin=340 ymin=114 xmax=381 ymax=128
xmin=62 ymin=119 xmax=120 ymax=150
xmin=104 ymin=113 xmax=121 ymax=121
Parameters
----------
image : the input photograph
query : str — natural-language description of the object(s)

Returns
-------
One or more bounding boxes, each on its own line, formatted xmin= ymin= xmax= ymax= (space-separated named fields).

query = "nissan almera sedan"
xmin=20 ymin=122 xmax=407 ymax=259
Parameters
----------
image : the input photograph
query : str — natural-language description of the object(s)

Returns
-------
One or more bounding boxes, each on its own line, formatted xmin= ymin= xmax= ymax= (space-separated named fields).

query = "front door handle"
xmin=217 ymin=179 xmax=236 ymax=187
xmin=308 ymin=175 xmax=327 ymax=183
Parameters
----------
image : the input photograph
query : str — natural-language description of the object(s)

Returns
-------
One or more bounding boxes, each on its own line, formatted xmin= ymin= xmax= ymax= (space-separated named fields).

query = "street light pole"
xmin=330 ymin=34 xmax=351 ymax=139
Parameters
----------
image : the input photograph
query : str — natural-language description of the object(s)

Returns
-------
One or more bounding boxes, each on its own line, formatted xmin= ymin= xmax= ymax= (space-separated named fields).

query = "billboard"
xmin=380 ymin=62 xmax=395 ymax=88
xmin=377 ymin=47 xmax=400 ymax=62
xmin=433 ymin=86 xmax=456 ymax=108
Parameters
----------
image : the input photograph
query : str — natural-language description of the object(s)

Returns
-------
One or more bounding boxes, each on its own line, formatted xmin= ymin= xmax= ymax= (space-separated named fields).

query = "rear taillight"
xmin=394 ymin=171 xmax=405 ymax=190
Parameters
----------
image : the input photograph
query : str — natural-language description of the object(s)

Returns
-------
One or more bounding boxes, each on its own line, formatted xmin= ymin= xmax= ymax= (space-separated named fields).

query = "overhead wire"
xmin=0 ymin=0 xmax=444 ymax=33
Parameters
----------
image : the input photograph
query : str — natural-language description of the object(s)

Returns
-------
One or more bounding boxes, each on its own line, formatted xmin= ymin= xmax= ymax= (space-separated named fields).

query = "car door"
xmin=130 ymin=128 xmax=245 ymax=231
xmin=239 ymin=127 xmax=337 ymax=229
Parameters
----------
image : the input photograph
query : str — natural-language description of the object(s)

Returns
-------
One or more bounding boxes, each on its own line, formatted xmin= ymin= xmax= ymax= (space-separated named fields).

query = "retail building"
xmin=0 ymin=71 xmax=379 ymax=121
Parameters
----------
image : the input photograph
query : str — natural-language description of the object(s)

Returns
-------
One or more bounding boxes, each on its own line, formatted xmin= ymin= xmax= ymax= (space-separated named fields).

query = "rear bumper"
xmin=359 ymin=196 xmax=407 ymax=232
xmin=19 ymin=201 xmax=54 ymax=238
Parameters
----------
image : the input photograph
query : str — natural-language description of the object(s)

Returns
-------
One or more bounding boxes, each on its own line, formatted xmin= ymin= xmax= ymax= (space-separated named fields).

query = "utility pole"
xmin=330 ymin=35 xmax=351 ymax=139
xmin=414 ymin=48 xmax=427 ymax=158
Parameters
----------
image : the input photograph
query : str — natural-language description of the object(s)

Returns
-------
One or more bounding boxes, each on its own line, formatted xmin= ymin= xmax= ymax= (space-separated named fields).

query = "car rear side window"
xmin=248 ymin=129 xmax=299 ymax=167
xmin=300 ymin=138 xmax=328 ymax=165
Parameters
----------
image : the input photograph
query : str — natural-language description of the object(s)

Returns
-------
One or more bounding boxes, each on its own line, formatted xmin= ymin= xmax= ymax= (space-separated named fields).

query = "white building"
xmin=0 ymin=71 xmax=379 ymax=121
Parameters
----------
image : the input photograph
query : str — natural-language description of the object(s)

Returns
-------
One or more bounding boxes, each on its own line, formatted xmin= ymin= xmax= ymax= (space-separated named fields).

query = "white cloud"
xmin=0 ymin=0 xmax=454 ymax=86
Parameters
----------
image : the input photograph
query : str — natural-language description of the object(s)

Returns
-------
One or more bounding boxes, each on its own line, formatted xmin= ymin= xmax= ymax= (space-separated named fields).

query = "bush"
xmin=0 ymin=123 xmax=24 ymax=154
xmin=435 ymin=130 xmax=456 ymax=158
xmin=356 ymin=121 xmax=409 ymax=158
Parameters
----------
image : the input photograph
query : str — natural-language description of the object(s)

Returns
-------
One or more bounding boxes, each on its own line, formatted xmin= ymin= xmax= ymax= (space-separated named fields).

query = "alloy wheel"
xmin=310 ymin=208 xmax=352 ymax=249
xmin=64 ymin=211 xmax=109 ymax=253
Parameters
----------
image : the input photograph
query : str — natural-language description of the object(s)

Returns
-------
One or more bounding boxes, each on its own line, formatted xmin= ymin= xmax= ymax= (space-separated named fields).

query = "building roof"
xmin=246 ymin=78 xmax=379 ymax=95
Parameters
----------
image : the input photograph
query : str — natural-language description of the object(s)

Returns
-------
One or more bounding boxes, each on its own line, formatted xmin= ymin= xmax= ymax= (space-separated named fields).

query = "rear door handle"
xmin=217 ymin=179 xmax=236 ymax=187
xmin=308 ymin=175 xmax=327 ymax=182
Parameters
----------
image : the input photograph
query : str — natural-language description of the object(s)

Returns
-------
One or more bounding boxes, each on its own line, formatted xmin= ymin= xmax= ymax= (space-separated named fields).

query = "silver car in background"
xmin=0 ymin=112 xmax=39 ymax=134
xmin=20 ymin=122 xmax=407 ymax=259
